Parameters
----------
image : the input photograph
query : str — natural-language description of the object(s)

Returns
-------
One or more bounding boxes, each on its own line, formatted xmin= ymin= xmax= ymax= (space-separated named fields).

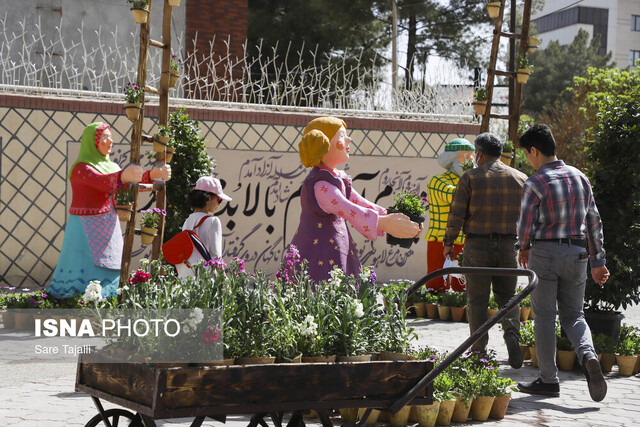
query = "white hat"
xmin=193 ymin=176 xmax=232 ymax=201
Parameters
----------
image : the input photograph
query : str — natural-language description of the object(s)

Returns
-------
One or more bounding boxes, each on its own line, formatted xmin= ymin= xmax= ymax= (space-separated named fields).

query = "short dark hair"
xmin=474 ymin=133 xmax=503 ymax=157
xmin=188 ymin=190 xmax=211 ymax=208
xmin=519 ymin=124 xmax=556 ymax=156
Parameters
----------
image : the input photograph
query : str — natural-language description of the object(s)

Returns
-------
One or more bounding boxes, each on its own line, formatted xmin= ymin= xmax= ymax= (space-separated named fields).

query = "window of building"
xmin=630 ymin=50 xmax=640 ymax=66
xmin=632 ymin=15 xmax=640 ymax=31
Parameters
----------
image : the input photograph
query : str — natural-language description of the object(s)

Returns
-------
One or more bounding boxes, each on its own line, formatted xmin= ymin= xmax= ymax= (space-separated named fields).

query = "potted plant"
xmin=472 ymin=87 xmax=488 ymax=116
xmin=501 ymin=140 xmax=515 ymax=166
xmin=516 ymin=54 xmax=533 ymax=84
xmin=139 ymin=208 xmax=165 ymax=245
xmin=169 ymin=54 xmax=182 ymax=88
xmin=153 ymin=124 xmax=173 ymax=153
xmin=556 ymin=335 xmax=575 ymax=370
xmin=487 ymin=292 xmax=499 ymax=317
xmin=519 ymin=320 xmax=535 ymax=361
xmin=433 ymin=369 xmax=456 ymax=426
xmin=113 ymin=183 xmax=134 ymax=222
xmin=527 ymin=35 xmax=540 ymax=54
xmin=423 ymin=288 xmax=440 ymax=319
xmin=127 ymin=0 xmax=150 ymax=24
xmin=436 ymin=291 xmax=452 ymax=321
xmin=486 ymin=1 xmax=502 ymax=19
xmin=592 ymin=332 xmax=616 ymax=373
xmin=168 ymin=0 xmax=181 ymax=7
xmin=386 ymin=187 xmax=428 ymax=248
xmin=615 ymin=325 xmax=639 ymax=376
xmin=447 ymin=291 xmax=467 ymax=322
xmin=123 ymin=82 xmax=144 ymax=121
xmin=489 ymin=376 xmax=516 ymax=420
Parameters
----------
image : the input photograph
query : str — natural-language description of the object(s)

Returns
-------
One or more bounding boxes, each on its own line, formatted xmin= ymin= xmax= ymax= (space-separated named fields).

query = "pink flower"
xmin=201 ymin=325 xmax=222 ymax=344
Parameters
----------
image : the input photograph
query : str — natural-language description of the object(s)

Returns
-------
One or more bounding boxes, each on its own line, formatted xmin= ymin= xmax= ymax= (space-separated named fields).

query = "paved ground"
xmin=1 ymin=303 xmax=638 ymax=427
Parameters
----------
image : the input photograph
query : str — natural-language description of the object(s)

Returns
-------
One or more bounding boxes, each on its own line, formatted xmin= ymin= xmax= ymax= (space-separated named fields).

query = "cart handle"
xmin=390 ymin=267 xmax=538 ymax=414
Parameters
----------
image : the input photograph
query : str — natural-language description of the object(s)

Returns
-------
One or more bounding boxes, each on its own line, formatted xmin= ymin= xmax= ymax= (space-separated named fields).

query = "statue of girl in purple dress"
xmin=290 ymin=117 xmax=423 ymax=283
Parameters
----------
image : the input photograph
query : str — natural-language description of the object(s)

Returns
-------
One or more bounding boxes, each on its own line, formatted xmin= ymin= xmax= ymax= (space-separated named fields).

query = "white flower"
xmin=300 ymin=315 xmax=318 ymax=337
xmin=116 ymin=288 xmax=122 ymax=296
xmin=375 ymin=292 xmax=385 ymax=308
xmin=139 ymin=258 xmax=149 ymax=268
xmin=183 ymin=308 xmax=204 ymax=334
xmin=354 ymin=301 xmax=364 ymax=318
xmin=83 ymin=281 xmax=102 ymax=304
xmin=328 ymin=266 xmax=343 ymax=287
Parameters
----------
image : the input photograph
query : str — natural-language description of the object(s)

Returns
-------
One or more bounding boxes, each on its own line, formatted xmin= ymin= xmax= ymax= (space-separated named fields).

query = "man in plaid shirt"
xmin=443 ymin=133 xmax=527 ymax=369
xmin=516 ymin=124 xmax=609 ymax=402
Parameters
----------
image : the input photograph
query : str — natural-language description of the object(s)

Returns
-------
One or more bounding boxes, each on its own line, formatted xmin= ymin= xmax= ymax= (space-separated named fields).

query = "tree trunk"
xmin=405 ymin=13 xmax=417 ymax=90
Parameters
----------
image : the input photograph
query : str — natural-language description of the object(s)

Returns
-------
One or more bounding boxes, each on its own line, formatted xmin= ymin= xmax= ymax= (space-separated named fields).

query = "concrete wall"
xmin=0 ymin=92 xmax=479 ymax=288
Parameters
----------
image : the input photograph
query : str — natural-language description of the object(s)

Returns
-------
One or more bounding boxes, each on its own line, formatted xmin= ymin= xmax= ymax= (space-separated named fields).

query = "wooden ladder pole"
xmin=509 ymin=0 xmax=532 ymax=150
xmin=480 ymin=1 xmax=506 ymax=133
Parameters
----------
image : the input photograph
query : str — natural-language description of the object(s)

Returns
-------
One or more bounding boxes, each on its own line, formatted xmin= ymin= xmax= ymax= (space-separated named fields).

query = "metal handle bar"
xmin=389 ymin=267 xmax=538 ymax=414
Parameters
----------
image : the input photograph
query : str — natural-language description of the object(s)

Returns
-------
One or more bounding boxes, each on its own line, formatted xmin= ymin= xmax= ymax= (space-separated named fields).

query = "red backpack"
xmin=162 ymin=215 xmax=212 ymax=267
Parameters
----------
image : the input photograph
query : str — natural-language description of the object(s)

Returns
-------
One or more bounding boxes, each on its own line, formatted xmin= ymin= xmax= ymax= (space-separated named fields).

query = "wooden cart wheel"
xmin=84 ymin=408 xmax=143 ymax=427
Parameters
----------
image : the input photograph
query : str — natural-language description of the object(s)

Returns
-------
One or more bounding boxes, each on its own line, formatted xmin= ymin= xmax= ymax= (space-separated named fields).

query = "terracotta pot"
xmin=600 ymin=352 xmax=615 ymax=373
xmin=519 ymin=306 xmax=531 ymax=321
xmin=450 ymin=306 xmax=465 ymax=322
xmin=168 ymin=0 xmax=181 ymax=6
xmin=634 ymin=354 xmax=640 ymax=375
xmin=489 ymin=393 xmax=511 ymax=419
xmin=437 ymin=305 xmax=451 ymax=321
xmin=451 ymin=397 xmax=473 ymax=423
xmin=520 ymin=345 xmax=530 ymax=360
xmin=425 ymin=303 xmax=438 ymax=319
xmin=379 ymin=350 xmax=417 ymax=361
xmin=616 ymin=354 xmax=638 ymax=376
xmin=529 ymin=308 xmax=535 ymax=320
xmin=337 ymin=354 xmax=372 ymax=363
xmin=486 ymin=1 xmax=502 ymax=19
xmin=527 ymin=36 xmax=540 ymax=54
xmin=435 ymin=399 xmax=455 ymax=426
xmin=1 ymin=310 xmax=15 ymax=329
xmin=235 ymin=356 xmax=276 ymax=365
xmin=389 ymin=406 xmax=411 ymax=427
xmin=169 ymin=71 xmax=180 ymax=88
xmin=153 ymin=134 xmax=170 ymax=152
xmin=411 ymin=403 xmax=439 ymax=427
xmin=470 ymin=395 xmax=495 ymax=421
xmin=487 ymin=308 xmax=499 ymax=318
xmin=130 ymin=7 xmax=149 ymax=24
xmin=115 ymin=204 xmax=133 ymax=222
xmin=301 ymin=355 xmax=336 ymax=363
xmin=530 ymin=345 xmax=538 ymax=367
xmin=557 ymin=349 xmax=576 ymax=371
xmin=123 ymin=103 xmax=141 ymax=121
xmin=472 ymin=100 xmax=486 ymax=116
xmin=13 ymin=311 xmax=33 ymax=330
xmin=201 ymin=358 xmax=234 ymax=367
xmin=517 ymin=68 xmax=531 ymax=84
xmin=140 ymin=226 xmax=157 ymax=245
xmin=414 ymin=302 xmax=427 ymax=317
xmin=339 ymin=408 xmax=358 ymax=423
xmin=164 ymin=146 xmax=175 ymax=163
xmin=358 ymin=408 xmax=381 ymax=425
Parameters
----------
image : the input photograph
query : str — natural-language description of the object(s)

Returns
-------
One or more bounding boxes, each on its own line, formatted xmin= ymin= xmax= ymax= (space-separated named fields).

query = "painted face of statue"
xmin=322 ymin=126 xmax=352 ymax=169
xmin=97 ymin=128 xmax=113 ymax=156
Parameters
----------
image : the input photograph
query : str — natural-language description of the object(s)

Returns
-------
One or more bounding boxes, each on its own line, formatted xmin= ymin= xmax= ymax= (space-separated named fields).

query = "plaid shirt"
xmin=517 ymin=160 xmax=606 ymax=266
xmin=444 ymin=159 xmax=527 ymax=246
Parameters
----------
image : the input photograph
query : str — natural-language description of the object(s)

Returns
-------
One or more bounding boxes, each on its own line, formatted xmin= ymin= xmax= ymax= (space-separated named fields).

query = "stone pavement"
xmin=1 ymin=303 xmax=638 ymax=427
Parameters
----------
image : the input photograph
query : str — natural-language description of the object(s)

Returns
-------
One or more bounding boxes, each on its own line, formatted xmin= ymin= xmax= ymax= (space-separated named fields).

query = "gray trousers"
xmin=529 ymin=241 xmax=597 ymax=384
xmin=462 ymin=237 xmax=520 ymax=352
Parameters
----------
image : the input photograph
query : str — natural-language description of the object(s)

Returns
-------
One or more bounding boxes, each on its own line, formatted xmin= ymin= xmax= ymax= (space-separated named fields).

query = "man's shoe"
xmin=504 ymin=331 xmax=523 ymax=369
xmin=517 ymin=378 xmax=560 ymax=397
xmin=583 ymin=355 xmax=607 ymax=402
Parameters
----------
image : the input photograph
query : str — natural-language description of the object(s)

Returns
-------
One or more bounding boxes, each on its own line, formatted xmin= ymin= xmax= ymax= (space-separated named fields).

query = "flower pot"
xmin=386 ymin=212 xmax=425 ymax=248
xmin=472 ymin=100 xmax=486 ymax=116
xmin=519 ymin=306 xmax=531 ymax=321
xmin=529 ymin=308 xmax=535 ymax=320
xmin=557 ymin=349 xmax=576 ymax=371
xmin=489 ymin=393 xmax=511 ymax=419
xmin=616 ymin=354 xmax=638 ymax=376
xmin=450 ymin=306 xmax=465 ymax=322
xmin=339 ymin=408 xmax=358 ymax=423
xmin=435 ymin=399 xmax=455 ymax=426
xmin=379 ymin=351 xmax=418 ymax=361
xmin=530 ymin=345 xmax=538 ymax=367
xmin=389 ymin=406 xmax=411 ymax=427
xmin=337 ymin=354 xmax=372 ymax=362
xmin=501 ymin=152 xmax=514 ymax=166
xmin=487 ymin=2 xmax=502 ymax=19
xmin=437 ymin=305 xmax=451 ymax=321
xmin=517 ymin=68 xmax=531 ymax=84
xmin=634 ymin=354 xmax=640 ymax=375
xmin=520 ymin=345 xmax=531 ymax=360
xmin=163 ymin=146 xmax=175 ymax=163
xmin=414 ymin=302 xmax=427 ymax=317
xmin=301 ymin=355 xmax=336 ymax=363
xmin=235 ymin=356 xmax=276 ymax=365
xmin=140 ymin=226 xmax=157 ymax=245
xmin=201 ymin=358 xmax=234 ymax=367
xmin=358 ymin=408 xmax=381 ymax=425
xmin=470 ymin=395 xmax=495 ymax=421
xmin=600 ymin=352 xmax=615 ymax=373
xmin=452 ymin=397 xmax=473 ymax=423
xmin=168 ymin=0 xmax=181 ymax=6
xmin=425 ymin=303 xmax=438 ymax=319
xmin=123 ymin=103 xmax=142 ymax=121
xmin=153 ymin=134 xmax=170 ymax=152
xmin=169 ymin=71 xmax=180 ymax=88
xmin=130 ymin=7 xmax=150 ymax=24
xmin=115 ymin=204 xmax=133 ymax=222
xmin=527 ymin=36 xmax=540 ymax=54
xmin=487 ymin=307 xmax=499 ymax=318
xmin=585 ymin=310 xmax=624 ymax=345
xmin=13 ymin=311 xmax=33 ymax=330
xmin=411 ymin=403 xmax=439 ymax=427
xmin=1 ymin=310 xmax=15 ymax=329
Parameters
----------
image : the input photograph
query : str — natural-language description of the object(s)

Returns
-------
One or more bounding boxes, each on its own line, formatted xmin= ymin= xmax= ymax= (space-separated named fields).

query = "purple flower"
xmin=480 ymin=358 xmax=489 ymax=363
xmin=485 ymin=366 xmax=495 ymax=370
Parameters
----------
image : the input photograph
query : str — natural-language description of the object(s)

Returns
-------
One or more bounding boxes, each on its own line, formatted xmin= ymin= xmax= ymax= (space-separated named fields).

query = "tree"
xmin=165 ymin=109 xmax=215 ymax=240
xmin=523 ymin=29 xmax=613 ymax=117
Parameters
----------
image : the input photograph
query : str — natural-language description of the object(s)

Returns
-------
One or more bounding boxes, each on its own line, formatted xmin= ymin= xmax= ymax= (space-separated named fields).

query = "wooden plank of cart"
xmin=76 ymin=267 xmax=536 ymax=427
